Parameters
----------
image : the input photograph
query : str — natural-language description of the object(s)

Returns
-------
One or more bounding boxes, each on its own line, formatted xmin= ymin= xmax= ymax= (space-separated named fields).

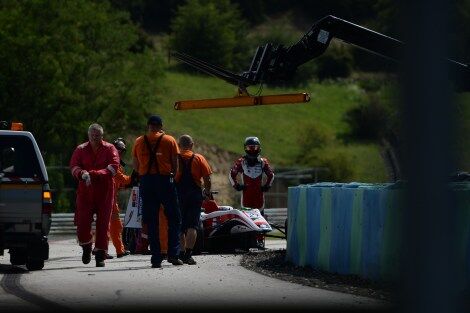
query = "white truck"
xmin=0 ymin=121 xmax=51 ymax=270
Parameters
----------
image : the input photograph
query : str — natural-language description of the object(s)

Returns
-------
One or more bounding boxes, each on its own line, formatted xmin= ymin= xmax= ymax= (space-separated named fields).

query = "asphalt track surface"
xmin=0 ymin=235 xmax=389 ymax=313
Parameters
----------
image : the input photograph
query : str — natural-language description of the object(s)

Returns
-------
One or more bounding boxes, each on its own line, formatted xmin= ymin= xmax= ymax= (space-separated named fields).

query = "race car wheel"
xmin=256 ymin=234 xmax=265 ymax=249
xmin=244 ymin=233 xmax=258 ymax=251
xmin=122 ymin=227 xmax=138 ymax=254
xmin=193 ymin=222 xmax=204 ymax=255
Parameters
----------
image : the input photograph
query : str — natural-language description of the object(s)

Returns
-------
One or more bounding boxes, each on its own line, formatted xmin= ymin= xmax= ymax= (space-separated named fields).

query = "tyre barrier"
xmin=286 ymin=182 xmax=470 ymax=283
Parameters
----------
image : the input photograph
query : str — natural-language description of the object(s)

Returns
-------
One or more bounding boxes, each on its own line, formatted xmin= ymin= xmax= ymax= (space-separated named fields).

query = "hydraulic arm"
xmin=171 ymin=15 xmax=470 ymax=109
xmin=242 ymin=15 xmax=469 ymax=91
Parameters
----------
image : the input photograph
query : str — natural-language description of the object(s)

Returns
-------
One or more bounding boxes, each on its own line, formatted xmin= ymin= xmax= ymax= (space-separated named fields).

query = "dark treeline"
xmin=110 ymin=0 xmax=470 ymax=63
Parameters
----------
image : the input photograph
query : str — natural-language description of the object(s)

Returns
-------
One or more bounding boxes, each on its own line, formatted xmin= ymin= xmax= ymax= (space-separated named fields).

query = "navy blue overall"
xmin=176 ymin=154 xmax=203 ymax=232
xmin=140 ymin=134 xmax=181 ymax=265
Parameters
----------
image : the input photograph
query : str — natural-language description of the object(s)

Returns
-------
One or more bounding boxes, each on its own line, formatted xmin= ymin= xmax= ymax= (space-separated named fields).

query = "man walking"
xmin=175 ymin=135 xmax=212 ymax=265
xmin=70 ymin=123 xmax=120 ymax=267
xmin=132 ymin=115 xmax=182 ymax=268
xmin=109 ymin=137 xmax=132 ymax=258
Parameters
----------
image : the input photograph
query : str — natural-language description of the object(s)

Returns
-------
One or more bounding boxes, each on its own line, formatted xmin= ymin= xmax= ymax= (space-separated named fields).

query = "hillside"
xmin=113 ymin=69 xmax=390 ymax=208
xmin=149 ymin=70 xmax=388 ymax=182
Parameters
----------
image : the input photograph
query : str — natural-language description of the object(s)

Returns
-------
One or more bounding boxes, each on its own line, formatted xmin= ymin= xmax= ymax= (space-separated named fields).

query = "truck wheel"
xmin=10 ymin=249 xmax=27 ymax=265
xmin=26 ymin=258 xmax=44 ymax=271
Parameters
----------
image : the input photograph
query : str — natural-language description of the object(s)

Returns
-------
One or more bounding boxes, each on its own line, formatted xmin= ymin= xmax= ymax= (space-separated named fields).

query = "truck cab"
xmin=0 ymin=122 xmax=51 ymax=270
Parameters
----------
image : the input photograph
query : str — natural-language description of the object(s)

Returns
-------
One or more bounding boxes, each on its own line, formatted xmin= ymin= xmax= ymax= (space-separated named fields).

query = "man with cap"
xmin=132 ymin=115 xmax=183 ymax=268
xmin=70 ymin=123 xmax=120 ymax=267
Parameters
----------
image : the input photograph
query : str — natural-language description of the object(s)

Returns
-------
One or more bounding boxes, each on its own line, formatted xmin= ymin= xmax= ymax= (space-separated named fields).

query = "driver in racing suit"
xmin=229 ymin=137 xmax=274 ymax=212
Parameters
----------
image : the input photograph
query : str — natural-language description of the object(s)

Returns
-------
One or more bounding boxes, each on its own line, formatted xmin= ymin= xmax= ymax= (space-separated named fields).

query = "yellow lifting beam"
xmin=174 ymin=92 xmax=310 ymax=110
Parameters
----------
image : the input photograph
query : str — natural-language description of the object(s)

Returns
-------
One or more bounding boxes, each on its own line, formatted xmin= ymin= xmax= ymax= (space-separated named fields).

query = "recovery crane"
xmin=172 ymin=15 xmax=470 ymax=110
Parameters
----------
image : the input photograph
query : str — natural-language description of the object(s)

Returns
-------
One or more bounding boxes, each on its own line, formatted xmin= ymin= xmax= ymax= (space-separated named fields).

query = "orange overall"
xmin=136 ymin=207 xmax=168 ymax=254
xmin=110 ymin=165 xmax=131 ymax=255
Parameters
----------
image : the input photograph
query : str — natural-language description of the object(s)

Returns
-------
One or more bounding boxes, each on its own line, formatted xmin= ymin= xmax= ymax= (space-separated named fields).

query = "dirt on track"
xmin=241 ymin=249 xmax=395 ymax=303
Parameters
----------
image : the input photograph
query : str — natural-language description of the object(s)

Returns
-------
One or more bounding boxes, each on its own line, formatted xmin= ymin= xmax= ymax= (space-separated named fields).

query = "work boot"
xmin=183 ymin=256 xmax=196 ymax=265
xmin=181 ymin=249 xmax=196 ymax=265
xmin=93 ymin=250 xmax=114 ymax=259
xmin=95 ymin=250 xmax=106 ymax=267
xmin=81 ymin=243 xmax=92 ymax=265
xmin=151 ymin=262 xmax=162 ymax=268
xmin=167 ymin=257 xmax=184 ymax=266
xmin=117 ymin=250 xmax=130 ymax=258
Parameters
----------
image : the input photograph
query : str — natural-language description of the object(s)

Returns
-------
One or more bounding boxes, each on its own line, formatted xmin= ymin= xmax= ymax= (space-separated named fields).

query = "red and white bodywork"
xmin=195 ymin=198 xmax=272 ymax=252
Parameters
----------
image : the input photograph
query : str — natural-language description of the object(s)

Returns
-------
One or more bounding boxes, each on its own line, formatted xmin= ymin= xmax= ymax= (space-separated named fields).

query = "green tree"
xmin=170 ymin=0 xmax=250 ymax=71
xmin=343 ymin=93 xmax=394 ymax=141
xmin=109 ymin=0 xmax=185 ymax=33
xmin=0 ymin=0 xmax=165 ymax=162
xmin=295 ymin=123 xmax=355 ymax=182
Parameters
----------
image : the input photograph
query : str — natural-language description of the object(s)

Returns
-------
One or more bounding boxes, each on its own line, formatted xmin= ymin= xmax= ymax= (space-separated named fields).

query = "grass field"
xmin=149 ymin=70 xmax=388 ymax=182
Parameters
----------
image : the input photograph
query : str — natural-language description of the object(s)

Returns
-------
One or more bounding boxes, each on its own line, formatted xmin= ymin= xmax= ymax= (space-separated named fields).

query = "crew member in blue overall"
xmin=132 ymin=115 xmax=182 ymax=268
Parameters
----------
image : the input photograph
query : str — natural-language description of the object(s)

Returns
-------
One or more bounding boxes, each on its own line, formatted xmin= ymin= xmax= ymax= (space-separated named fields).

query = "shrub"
xmin=316 ymin=151 xmax=355 ymax=182
xmin=343 ymin=93 xmax=392 ymax=140
xmin=296 ymin=123 xmax=335 ymax=161
xmin=295 ymin=123 xmax=355 ymax=182
xmin=298 ymin=149 xmax=355 ymax=182
xmin=250 ymin=13 xmax=301 ymax=47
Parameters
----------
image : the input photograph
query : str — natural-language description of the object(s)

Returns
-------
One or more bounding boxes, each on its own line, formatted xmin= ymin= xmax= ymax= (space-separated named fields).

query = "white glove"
xmin=81 ymin=171 xmax=91 ymax=187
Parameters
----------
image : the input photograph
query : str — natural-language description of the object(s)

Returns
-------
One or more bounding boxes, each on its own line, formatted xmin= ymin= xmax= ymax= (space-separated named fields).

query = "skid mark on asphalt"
xmin=0 ymin=269 xmax=72 ymax=311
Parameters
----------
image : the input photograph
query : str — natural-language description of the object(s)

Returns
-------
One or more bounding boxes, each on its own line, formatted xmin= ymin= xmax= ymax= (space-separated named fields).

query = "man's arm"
xmin=202 ymin=175 xmax=211 ymax=196
xmin=261 ymin=158 xmax=274 ymax=192
xmin=132 ymin=156 xmax=140 ymax=173
xmin=131 ymin=137 xmax=141 ymax=174
xmin=170 ymin=137 xmax=179 ymax=176
xmin=115 ymin=166 xmax=131 ymax=187
xmin=171 ymin=154 xmax=178 ymax=176
xmin=69 ymin=146 xmax=92 ymax=186
xmin=229 ymin=158 xmax=245 ymax=191
xmin=69 ymin=147 xmax=83 ymax=180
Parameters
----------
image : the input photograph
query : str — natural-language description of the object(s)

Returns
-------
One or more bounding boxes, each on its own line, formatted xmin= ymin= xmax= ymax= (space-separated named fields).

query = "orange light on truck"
xmin=11 ymin=122 xmax=24 ymax=131
xmin=42 ymin=191 xmax=53 ymax=214
xmin=43 ymin=191 xmax=51 ymax=202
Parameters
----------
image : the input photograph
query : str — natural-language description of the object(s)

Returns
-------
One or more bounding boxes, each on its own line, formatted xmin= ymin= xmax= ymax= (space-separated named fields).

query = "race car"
xmin=193 ymin=194 xmax=272 ymax=253
xmin=122 ymin=189 xmax=285 ymax=254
